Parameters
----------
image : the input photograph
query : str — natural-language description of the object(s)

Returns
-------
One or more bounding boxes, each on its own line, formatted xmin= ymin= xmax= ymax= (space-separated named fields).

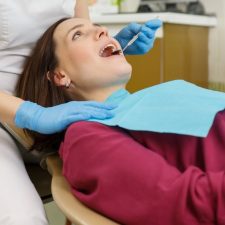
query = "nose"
xmin=95 ymin=26 xmax=109 ymax=40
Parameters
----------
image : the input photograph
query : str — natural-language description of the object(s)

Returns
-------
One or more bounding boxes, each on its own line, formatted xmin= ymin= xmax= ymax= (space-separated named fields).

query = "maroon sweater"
xmin=59 ymin=111 xmax=225 ymax=225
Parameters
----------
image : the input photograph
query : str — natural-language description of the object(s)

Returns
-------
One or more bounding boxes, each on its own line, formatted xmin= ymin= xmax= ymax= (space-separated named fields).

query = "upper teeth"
xmin=100 ymin=44 xmax=116 ymax=56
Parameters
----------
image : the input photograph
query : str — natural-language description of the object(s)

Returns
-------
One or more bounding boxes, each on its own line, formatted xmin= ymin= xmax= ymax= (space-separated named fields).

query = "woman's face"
xmin=53 ymin=18 xmax=132 ymax=96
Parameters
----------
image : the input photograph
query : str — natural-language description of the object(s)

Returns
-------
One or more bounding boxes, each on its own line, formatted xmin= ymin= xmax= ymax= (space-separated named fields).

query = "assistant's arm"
xmin=74 ymin=0 xmax=90 ymax=19
xmin=0 ymin=91 xmax=24 ymax=125
xmin=0 ymin=1 xmax=115 ymax=132
xmin=61 ymin=121 xmax=225 ymax=225
xmin=0 ymin=90 xmax=114 ymax=134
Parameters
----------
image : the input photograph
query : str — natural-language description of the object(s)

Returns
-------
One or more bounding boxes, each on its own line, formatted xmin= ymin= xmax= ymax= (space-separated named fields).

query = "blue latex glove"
xmin=114 ymin=19 xmax=162 ymax=55
xmin=15 ymin=101 xmax=116 ymax=134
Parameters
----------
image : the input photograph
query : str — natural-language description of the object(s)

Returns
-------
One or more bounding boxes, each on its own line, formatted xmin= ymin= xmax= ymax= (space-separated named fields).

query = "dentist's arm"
xmin=74 ymin=0 xmax=90 ymax=19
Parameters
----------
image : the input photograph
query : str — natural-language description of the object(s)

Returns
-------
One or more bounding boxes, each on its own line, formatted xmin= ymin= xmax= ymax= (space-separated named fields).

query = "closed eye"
xmin=72 ymin=31 xmax=82 ymax=40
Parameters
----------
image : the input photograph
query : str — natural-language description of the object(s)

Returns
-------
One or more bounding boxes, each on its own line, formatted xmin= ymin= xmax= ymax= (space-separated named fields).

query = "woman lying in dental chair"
xmin=0 ymin=0 xmax=161 ymax=223
xmin=16 ymin=16 xmax=225 ymax=225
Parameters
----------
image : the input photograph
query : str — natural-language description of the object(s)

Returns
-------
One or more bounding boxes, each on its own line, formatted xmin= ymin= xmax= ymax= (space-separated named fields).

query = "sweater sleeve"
xmin=59 ymin=121 xmax=225 ymax=225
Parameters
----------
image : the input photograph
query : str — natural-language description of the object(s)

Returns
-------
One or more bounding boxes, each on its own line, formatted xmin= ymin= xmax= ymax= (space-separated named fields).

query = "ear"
xmin=47 ymin=70 xmax=70 ymax=87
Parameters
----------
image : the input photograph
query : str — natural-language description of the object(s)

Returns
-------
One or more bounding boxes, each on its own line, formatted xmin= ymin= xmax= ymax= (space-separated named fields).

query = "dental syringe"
xmin=122 ymin=32 xmax=140 ymax=52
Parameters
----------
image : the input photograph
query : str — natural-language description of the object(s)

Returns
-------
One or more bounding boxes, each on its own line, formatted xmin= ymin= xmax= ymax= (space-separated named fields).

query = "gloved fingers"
xmin=65 ymin=113 xmax=92 ymax=124
xmin=55 ymin=104 xmax=114 ymax=117
xmin=145 ymin=19 xmax=162 ymax=30
xmin=139 ymin=25 xmax=155 ymax=39
xmin=138 ymin=32 xmax=155 ymax=47
xmin=81 ymin=101 xmax=117 ymax=109
xmin=114 ymin=22 xmax=142 ymax=50
xmin=88 ymin=110 xmax=114 ymax=119
xmin=64 ymin=105 xmax=115 ymax=118
xmin=65 ymin=110 xmax=113 ymax=124
xmin=82 ymin=106 xmax=115 ymax=118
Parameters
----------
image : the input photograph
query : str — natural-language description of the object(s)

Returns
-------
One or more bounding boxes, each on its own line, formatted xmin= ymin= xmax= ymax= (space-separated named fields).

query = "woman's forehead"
xmin=55 ymin=17 xmax=91 ymax=35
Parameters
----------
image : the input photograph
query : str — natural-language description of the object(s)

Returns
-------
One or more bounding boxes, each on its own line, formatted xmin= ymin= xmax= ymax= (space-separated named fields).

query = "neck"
xmin=69 ymin=84 xmax=126 ymax=102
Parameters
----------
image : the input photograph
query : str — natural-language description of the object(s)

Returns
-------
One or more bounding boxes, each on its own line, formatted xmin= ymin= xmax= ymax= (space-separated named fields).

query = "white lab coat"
xmin=0 ymin=1 xmax=75 ymax=224
xmin=0 ymin=0 xmax=75 ymax=77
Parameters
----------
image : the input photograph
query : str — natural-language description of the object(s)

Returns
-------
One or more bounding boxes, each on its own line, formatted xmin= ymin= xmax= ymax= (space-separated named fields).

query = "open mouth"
xmin=99 ymin=44 xmax=122 ymax=57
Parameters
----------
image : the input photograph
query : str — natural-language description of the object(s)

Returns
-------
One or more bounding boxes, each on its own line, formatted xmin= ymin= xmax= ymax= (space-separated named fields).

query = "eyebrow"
xmin=67 ymin=23 xmax=102 ymax=36
xmin=93 ymin=23 xmax=101 ymax=27
xmin=67 ymin=24 xmax=84 ymax=36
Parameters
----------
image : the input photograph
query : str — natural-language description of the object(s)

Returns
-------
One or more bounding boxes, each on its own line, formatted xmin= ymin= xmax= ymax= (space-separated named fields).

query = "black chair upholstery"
xmin=25 ymin=163 xmax=52 ymax=203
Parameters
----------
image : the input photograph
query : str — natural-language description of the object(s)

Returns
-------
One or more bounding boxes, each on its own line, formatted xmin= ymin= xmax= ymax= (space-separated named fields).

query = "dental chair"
xmin=46 ymin=154 xmax=119 ymax=225
xmin=1 ymin=123 xmax=119 ymax=225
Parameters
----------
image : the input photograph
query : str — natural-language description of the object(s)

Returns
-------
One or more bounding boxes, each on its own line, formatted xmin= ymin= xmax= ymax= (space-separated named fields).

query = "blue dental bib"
xmin=90 ymin=80 xmax=225 ymax=137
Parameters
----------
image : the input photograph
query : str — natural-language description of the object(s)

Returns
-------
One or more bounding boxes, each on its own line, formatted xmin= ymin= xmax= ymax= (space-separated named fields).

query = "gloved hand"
xmin=15 ymin=101 xmax=116 ymax=134
xmin=114 ymin=19 xmax=162 ymax=55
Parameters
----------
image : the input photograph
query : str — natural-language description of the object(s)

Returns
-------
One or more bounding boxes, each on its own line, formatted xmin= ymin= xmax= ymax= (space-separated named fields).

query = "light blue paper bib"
xmin=90 ymin=80 xmax=225 ymax=137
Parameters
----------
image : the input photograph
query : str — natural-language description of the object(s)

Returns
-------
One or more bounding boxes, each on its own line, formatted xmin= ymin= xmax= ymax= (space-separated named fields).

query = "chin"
xmin=107 ymin=62 xmax=132 ymax=84
xmin=117 ymin=65 xmax=132 ymax=83
xmin=118 ymin=61 xmax=132 ymax=74
xmin=122 ymin=63 xmax=132 ymax=77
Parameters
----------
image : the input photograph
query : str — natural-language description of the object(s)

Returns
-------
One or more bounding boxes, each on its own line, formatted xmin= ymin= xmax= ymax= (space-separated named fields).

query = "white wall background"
xmin=201 ymin=0 xmax=225 ymax=83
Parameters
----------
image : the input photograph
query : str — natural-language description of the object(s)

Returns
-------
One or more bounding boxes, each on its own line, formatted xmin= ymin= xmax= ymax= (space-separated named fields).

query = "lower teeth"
xmin=112 ymin=50 xmax=122 ymax=55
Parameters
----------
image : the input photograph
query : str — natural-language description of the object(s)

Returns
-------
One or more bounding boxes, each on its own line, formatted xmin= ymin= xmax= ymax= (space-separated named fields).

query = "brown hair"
xmin=16 ymin=17 xmax=70 ymax=152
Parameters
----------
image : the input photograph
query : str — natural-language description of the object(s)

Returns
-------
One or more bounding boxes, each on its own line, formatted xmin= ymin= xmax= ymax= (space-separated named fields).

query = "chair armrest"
xmin=46 ymin=155 xmax=120 ymax=225
xmin=1 ymin=122 xmax=33 ymax=149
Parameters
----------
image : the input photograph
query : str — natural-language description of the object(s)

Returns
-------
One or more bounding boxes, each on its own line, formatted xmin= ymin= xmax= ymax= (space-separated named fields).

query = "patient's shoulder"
xmin=66 ymin=121 xmax=113 ymax=135
xmin=68 ymin=121 xmax=107 ymax=129
xmin=66 ymin=121 xmax=125 ymax=139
